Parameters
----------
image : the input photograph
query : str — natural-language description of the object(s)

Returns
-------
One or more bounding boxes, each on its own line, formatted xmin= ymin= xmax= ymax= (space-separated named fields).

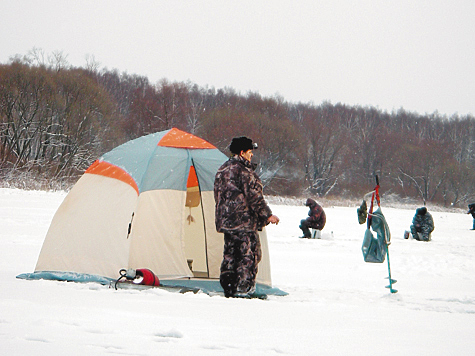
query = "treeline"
xmin=1 ymin=51 xmax=475 ymax=206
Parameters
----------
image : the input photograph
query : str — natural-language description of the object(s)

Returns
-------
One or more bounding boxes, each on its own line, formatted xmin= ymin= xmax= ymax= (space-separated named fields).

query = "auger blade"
xmin=385 ymin=285 xmax=398 ymax=293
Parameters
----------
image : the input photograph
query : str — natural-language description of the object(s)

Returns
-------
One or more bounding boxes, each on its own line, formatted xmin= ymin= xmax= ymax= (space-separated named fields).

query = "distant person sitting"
xmin=467 ymin=203 xmax=475 ymax=230
xmin=405 ymin=207 xmax=434 ymax=241
xmin=299 ymin=198 xmax=326 ymax=239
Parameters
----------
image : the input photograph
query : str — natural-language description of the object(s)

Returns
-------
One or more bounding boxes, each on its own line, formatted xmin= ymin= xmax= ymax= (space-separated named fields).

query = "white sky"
xmin=1 ymin=0 xmax=475 ymax=116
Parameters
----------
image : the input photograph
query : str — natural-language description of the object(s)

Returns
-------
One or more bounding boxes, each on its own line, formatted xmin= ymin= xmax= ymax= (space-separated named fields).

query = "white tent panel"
xmin=201 ymin=191 xmax=224 ymax=279
xmin=183 ymin=203 xmax=207 ymax=276
xmin=35 ymin=174 xmax=137 ymax=279
xmin=127 ymin=190 xmax=192 ymax=279
xmin=256 ymin=229 xmax=272 ymax=286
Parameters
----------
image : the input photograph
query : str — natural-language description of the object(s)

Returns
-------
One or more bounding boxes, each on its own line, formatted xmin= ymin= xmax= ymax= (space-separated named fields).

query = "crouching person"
xmin=214 ymin=136 xmax=279 ymax=298
xmin=299 ymin=198 xmax=326 ymax=239
xmin=406 ymin=207 xmax=434 ymax=241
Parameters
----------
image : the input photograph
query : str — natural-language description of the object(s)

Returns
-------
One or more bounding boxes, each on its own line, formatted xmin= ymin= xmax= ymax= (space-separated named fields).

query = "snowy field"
xmin=1 ymin=188 xmax=475 ymax=355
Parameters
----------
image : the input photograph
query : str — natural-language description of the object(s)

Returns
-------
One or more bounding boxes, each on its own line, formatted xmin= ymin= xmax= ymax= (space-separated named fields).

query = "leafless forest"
xmin=1 ymin=50 xmax=475 ymax=207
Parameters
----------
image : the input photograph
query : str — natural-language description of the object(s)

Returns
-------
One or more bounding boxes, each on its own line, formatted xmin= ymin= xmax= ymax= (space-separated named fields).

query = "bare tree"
xmin=396 ymin=140 xmax=449 ymax=204
xmin=186 ymin=84 xmax=205 ymax=134
xmin=300 ymin=104 xmax=348 ymax=196
xmin=85 ymin=54 xmax=101 ymax=73
xmin=0 ymin=61 xmax=116 ymax=184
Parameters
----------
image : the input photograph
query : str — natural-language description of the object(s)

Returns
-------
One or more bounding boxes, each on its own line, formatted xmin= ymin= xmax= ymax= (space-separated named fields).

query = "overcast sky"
xmin=2 ymin=1 xmax=475 ymax=116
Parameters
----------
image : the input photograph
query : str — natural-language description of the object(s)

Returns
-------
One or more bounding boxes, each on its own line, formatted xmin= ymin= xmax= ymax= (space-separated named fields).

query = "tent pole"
xmin=191 ymin=158 xmax=210 ymax=278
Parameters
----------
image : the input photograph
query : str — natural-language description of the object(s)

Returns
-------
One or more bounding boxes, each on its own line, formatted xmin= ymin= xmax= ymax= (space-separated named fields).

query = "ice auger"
xmin=358 ymin=175 xmax=397 ymax=293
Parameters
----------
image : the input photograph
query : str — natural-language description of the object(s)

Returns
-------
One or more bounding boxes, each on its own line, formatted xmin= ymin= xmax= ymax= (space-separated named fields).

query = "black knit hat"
xmin=229 ymin=136 xmax=257 ymax=154
xmin=416 ymin=207 xmax=427 ymax=215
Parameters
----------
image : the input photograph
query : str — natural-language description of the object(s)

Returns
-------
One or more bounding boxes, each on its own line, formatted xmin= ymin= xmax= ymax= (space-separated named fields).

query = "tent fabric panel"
xmin=191 ymin=149 xmax=228 ymax=192
xmin=97 ymin=131 xmax=225 ymax=193
xmin=140 ymin=147 xmax=190 ymax=192
xmin=158 ymin=127 xmax=216 ymax=149
xmin=35 ymin=174 xmax=137 ymax=279
xmin=128 ymin=190 xmax=192 ymax=278
xmin=200 ymin=191 xmax=224 ymax=278
xmin=186 ymin=166 xmax=198 ymax=188
xmin=85 ymin=160 xmax=139 ymax=195
xmin=183 ymin=203 xmax=207 ymax=275
xmin=101 ymin=130 xmax=170 ymax=191
xmin=256 ymin=229 xmax=272 ymax=286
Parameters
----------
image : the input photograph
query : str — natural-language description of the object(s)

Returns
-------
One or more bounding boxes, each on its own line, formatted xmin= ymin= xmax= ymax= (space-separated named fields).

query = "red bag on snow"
xmin=134 ymin=269 xmax=160 ymax=286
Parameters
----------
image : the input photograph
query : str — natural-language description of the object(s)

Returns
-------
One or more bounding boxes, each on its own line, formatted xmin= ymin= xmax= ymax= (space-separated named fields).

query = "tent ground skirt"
xmin=16 ymin=271 xmax=287 ymax=297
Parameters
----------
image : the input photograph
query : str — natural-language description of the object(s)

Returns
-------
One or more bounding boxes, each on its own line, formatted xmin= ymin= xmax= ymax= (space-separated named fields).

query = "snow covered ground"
xmin=1 ymin=188 xmax=474 ymax=355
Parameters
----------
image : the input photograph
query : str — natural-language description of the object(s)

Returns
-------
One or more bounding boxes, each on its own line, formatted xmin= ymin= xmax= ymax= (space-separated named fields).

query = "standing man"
xmin=214 ymin=136 xmax=279 ymax=298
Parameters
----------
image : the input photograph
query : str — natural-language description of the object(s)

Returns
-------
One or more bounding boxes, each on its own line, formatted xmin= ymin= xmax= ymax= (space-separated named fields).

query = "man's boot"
xmin=299 ymin=224 xmax=311 ymax=239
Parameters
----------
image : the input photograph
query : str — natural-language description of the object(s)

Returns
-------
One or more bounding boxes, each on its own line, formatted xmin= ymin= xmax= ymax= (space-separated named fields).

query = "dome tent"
xmin=19 ymin=128 xmax=284 ymax=296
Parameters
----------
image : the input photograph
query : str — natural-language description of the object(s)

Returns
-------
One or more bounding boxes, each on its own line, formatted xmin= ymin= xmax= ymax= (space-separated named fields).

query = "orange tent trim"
xmin=187 ymin=166 xmax=199 ymax=188
xmin=158 ymin=128 xmax=216 ymax=149
xmin=85 ymin=160 xmax=139 ymax=195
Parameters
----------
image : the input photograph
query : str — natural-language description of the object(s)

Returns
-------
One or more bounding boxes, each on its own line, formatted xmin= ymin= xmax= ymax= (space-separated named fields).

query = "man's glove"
xmin=357 ymin=200 xmax=367 ymax=225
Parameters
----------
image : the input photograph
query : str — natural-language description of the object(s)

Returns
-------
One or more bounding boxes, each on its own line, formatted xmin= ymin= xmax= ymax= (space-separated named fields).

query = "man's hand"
xmin=268 ymin=215 xmax=280 ymax=225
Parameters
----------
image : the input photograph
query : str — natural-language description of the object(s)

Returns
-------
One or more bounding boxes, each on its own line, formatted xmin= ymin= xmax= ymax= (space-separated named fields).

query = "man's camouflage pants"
xmin=220 ymin=231 xmax=262 ymax=297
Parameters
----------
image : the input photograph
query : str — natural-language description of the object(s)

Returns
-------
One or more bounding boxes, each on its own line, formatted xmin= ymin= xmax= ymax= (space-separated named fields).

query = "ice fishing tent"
xmin=31 ymin=128 xmax=274 ymax=288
